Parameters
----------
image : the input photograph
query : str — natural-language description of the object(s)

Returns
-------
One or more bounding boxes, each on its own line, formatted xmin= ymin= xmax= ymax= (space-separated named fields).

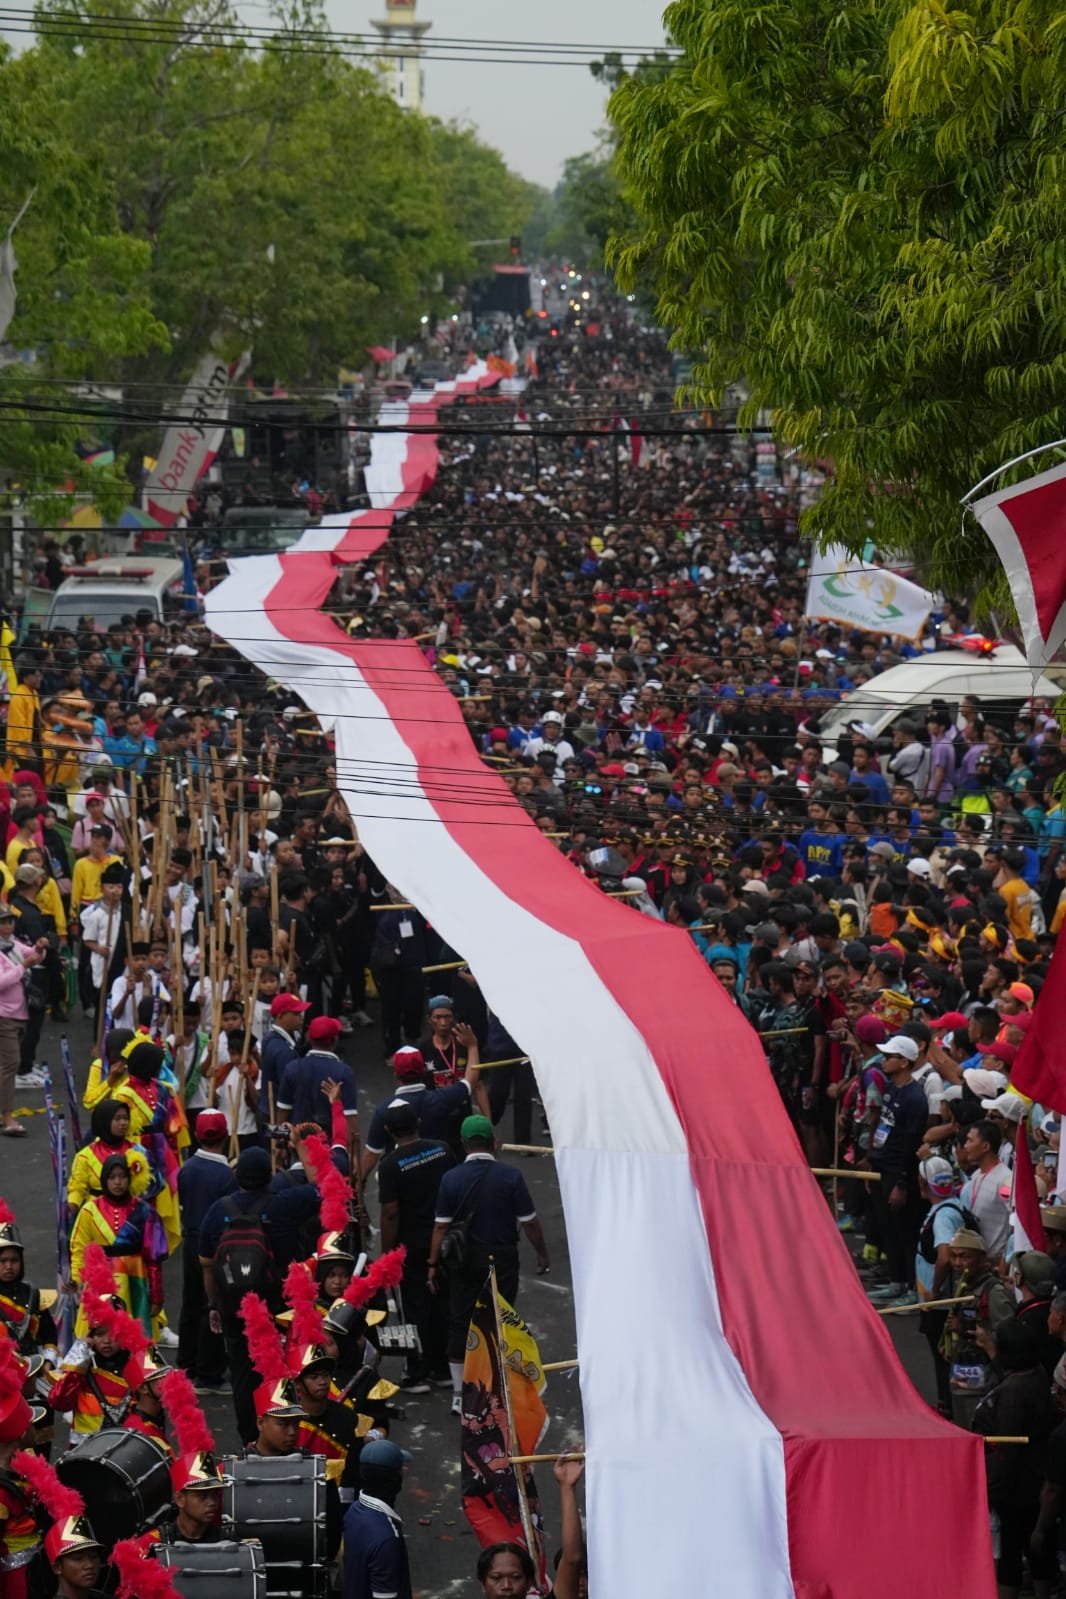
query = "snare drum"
xmin=57 ymin=1428 xmax=172 ymax=1549
xmin=154 ymin=1539 xmax=267 ymax=1599
xmin=221 ymin=1456 xmax=327 ymax=1598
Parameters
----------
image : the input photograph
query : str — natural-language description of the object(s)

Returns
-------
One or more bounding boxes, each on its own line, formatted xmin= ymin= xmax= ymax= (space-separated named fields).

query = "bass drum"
xmin=221 ymin=1457 xmax=327 ymax=1598
xmin=56 ymin=1428 xmax=172 ymax=1549
xmin=154 ymin=1539 xmax=268 ymax=1599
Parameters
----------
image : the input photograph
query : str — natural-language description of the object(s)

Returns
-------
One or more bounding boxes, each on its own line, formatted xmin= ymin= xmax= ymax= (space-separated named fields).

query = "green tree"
xmin=609 ymin=0 xmax=1066 ymax=600
xmin=2 ymin=0 xmax=539 ymax=516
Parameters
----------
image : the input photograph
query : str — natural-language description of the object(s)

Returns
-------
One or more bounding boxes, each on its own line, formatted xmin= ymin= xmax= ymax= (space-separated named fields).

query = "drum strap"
xmin=87 ymin=1372 xmax=130 ymax=1426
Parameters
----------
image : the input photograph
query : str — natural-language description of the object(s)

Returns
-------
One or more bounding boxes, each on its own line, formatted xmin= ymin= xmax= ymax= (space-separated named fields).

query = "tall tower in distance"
xmin=370 ymin=0 xmax=431 ymax=112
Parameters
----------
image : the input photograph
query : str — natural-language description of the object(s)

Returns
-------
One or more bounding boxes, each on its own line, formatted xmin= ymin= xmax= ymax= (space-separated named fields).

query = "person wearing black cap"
xmin=376 ymin=1101 xmax=455 ymax=1391
xmin=342 ymin=1438 xmax=413 ymax=1599
xmin=199 ymin=1142 xmax=323 ymax=1442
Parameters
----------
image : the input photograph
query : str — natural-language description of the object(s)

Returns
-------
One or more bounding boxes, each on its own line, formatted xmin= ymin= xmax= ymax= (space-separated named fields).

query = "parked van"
xmin=816 ymin=647 xmax=1062 ymax=761
xmin=46 ymin=558 xmax=186 ymax=632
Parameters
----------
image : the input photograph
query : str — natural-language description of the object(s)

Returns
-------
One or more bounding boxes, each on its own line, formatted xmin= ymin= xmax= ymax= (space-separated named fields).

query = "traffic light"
xmin=509 ymin=235 xmax=521 ymax=259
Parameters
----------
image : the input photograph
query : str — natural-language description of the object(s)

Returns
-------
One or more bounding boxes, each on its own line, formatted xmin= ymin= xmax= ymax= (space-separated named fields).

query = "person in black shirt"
xmin=277 ymin=872 xmax=317 ymax=992
xmin=429 ymin=1115 xmax=549 ymax=1414
xmin=377 ymin=1103 xmax=455 ymax=1390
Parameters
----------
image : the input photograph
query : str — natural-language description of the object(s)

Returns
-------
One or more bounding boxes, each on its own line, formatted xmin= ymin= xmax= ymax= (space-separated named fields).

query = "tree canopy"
xmin=0 ymin=0 xmax=534 ymax=516
xmin=608 ymin=0 xmax=1066 ymax=601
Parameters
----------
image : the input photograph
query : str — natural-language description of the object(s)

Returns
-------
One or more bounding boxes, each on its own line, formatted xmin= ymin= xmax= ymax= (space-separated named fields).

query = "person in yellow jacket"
xmin=3 ymin=661 xmax=42 ymax=778
xmin=14 ymin=848 xmax=67 ymax=939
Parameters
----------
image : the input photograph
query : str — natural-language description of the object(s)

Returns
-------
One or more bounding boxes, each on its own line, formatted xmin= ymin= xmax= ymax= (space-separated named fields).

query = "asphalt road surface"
xmin=4 ymin=1008 xmax=937 ymax=1596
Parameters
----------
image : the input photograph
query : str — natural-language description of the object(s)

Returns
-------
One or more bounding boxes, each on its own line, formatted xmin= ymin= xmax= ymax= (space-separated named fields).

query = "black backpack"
xmin=917 ymin=1198 xmax=979 ymax=1264
xmin=213 ymin=1194 xmax=276 ymax=1312
xmin=438 ymin=1163 xmax=492 ymax=1276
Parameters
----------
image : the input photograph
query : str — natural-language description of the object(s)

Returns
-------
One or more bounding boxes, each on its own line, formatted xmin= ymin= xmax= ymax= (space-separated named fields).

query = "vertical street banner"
xmin=144 ymin=349 xmax=250 ymax=526
xmin=804 ymin=543 xmax=936 ymax=639
xmin=461 ymin=1286 xmax=549 ymax=1590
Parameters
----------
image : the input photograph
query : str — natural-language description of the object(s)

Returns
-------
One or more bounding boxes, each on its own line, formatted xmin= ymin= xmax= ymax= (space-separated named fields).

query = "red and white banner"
xmin=145 ymin=349 xmax=250 ymax=526
xmin=972 ymin=458 xmax=1066 ymax=670
xmin=207 ymin=366 xmax=994 ymax=1599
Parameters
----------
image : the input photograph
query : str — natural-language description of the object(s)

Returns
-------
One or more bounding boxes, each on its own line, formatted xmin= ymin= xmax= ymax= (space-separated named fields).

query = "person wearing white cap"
xmin=959 ymin=1116 xmax=1014 ymax=1263
xmin=866 ymin=1034 xmax=929 ymax=1307
xmin=523 ymin=712 xmax=574 ymax=765
xmin=980 ymin=1091 xmax=1026 ymax=1169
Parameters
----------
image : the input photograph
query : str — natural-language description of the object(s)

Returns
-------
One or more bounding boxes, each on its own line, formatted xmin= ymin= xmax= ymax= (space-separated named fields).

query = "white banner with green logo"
xmin=804 ymin=545 xmax=936 ymax=640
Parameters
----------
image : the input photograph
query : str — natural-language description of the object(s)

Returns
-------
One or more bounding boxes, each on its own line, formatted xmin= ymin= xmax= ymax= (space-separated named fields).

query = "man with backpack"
xmin=428 ymin=1115 xmax=549 ymax=1416
xmin=198 ymin=1143 xmax=324 ymax=1444
xmin=916 ymin=1156 xmax=977 ymax=1417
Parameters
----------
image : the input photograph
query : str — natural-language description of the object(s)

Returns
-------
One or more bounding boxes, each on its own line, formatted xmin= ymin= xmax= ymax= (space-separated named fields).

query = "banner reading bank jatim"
xmin=144 ymin=349 xmax=250 ymax=526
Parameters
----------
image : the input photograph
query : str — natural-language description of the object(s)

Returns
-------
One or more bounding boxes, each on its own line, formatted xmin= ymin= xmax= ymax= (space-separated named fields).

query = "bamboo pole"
xmin=172 ymin=910 xmax=185 ymax=1097
xmin=542 ymin=1360 xmax=579 ymax=1373
xmin=228 ymin=971 xmax=260 ymax=1161
xmin=476 ymin=1056 xmax=530 ymax=1071
xmin=502 ymin=1144 xmax=554 ymax=1156
xmin=507 ymin=1452 xmax=585 ymax=1467
xmin=94 ymin=903 xmax=115 ymax=1057
xmin=270 ymin=866 xmax=280 ymax=962
xmin=984 ymin=1437 xmax=1030 ymax=1445
xmin=129 ymin=774 xmax=142 ymax=938
xmin=811 ymin=1168 xmax=881 ymax=1182
xmin=878 ymin=1294 xmax=974 ymax=1316
xmin=489 ymin=1260 xmax=542 ymax=1561
xmin=371 ymin=902 xmax=414 ymax=912
xmin=422 ymin=960 xmax=468 ymax=973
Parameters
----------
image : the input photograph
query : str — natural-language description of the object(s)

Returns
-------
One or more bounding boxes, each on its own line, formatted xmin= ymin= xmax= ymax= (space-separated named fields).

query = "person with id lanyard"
xmin=370 ymin=898 xmax=426 ymax=1058
xmin=865 ymin=1034 xmax=930 ymax=1309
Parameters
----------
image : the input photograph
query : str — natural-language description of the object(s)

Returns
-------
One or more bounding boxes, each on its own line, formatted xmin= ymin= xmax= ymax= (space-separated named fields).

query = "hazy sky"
xmin=331 ymin=0 xmax=669 ymax=188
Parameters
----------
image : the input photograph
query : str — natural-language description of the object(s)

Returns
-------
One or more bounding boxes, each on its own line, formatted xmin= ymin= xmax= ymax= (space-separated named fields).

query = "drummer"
xmin=248 ymin=1375 xmax=305 ymax=1459
xmin=162 ymin=1449 xmax=229 ymax=1546
xmin=314 ymin=1230 xmax=357 ymax=1309
xmin=45 ymin=1511 xmax=108 ymax=1599
xmin=0 ymin=1343 xmax=38 ymax=1598
xmin=0 ymin=1203 xmax=59 ymax=1362
xmin=292 ymin=1339 xmax=372 ymax=1505
xmin=48 ymin=1298 xmax=135 ymax=1435
xmin=124 ymin=1346 xmax=170 ymax=1451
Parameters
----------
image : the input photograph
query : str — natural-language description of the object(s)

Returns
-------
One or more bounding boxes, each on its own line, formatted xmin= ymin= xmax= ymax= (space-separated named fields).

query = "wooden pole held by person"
xmin=878 ymin=1294 xmax=975 ymax=1316
xmin=542 ymin=1360 xmax=579 ymax=1373
xmin=489 ymin=1260 xmax=542 ymax=1558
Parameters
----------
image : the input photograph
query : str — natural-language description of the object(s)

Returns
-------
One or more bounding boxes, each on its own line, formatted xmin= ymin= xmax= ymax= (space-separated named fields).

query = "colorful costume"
xmin=113 ymin=1042 xmax=189 ymax=1253
xmin=69 ymin=1173 xmax=167 ymax=1339
xmin=67 ymin=1100 xmax=154 ymax=1214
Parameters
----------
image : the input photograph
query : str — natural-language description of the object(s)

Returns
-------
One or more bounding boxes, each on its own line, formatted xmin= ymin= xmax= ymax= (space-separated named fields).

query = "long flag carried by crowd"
xmin=207 ymin=367 xmax=996 ymax=1597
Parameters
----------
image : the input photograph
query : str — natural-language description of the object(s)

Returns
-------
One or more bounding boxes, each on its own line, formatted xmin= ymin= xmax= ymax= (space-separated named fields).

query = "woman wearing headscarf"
xmin=66 ymin=1099 xmax=153 ymax=1215
xmin=68 ymin=1153 xmax=167 ymax=1337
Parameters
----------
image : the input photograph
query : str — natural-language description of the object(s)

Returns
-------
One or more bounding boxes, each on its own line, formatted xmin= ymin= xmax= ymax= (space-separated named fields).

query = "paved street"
xmin=4 ymin=1012 xmax=585 ymax=1598
xmin=3 ymin=1008 xmax=943 ymax=1594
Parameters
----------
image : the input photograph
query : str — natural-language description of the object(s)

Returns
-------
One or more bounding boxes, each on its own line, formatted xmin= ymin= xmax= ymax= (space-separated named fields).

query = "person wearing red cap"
xmin=44 ymin=1513 xmax=106 ymax=1599
xmin=276 ymin=1015 xmax=358 ymax=1154
xmin=176 ymin=1109 xmax=237 ymax=1396
xmin=261 ymin=991 xmax=311 ymax=1111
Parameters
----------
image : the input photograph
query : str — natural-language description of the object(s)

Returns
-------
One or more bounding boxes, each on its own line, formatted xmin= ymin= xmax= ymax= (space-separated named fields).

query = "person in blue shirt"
xmin=429 ymin=1115 xmax=549 ymax=1415
xmin=276 ymin=1015 xmax=358 ymax=1157
xmin=849 ymin=745 xmax=890 ymax=806
xmin=342 ymin=1439 xmax=413 ymax=1599
xmin=260 ymin=992 xmax=309 ymax=1108
xmin=177 ymin=1108 xmax=237 ymax=1393
xmin=796 ymin=801 xmax=846 ymax=877
xmin=104 ymin=709 xmax=157 ymax=774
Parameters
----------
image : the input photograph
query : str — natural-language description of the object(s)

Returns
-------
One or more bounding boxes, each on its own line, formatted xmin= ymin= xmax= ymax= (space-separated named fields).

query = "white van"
xmin=816 ymin=647 xmax=1062 ymax=761
xmin=46 ymin=558 xmax=186 ymax=633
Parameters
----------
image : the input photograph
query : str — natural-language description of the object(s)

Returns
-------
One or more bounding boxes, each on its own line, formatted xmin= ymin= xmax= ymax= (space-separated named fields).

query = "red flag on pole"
xmin=1010 ymin=933 xmax=1066 ymax=1113
xmin=971 ymin=457 xmax=1066 ymax=670
xmin=1011 ymin=1122 xmax=1047 ymax=1254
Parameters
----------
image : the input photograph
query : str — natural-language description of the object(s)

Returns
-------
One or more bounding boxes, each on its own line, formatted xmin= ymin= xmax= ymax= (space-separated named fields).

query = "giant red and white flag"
xmin=972 ymin=459 xmax=1066 ymax=670
xmin=208 ymin=366 xmax=995 ymax=1599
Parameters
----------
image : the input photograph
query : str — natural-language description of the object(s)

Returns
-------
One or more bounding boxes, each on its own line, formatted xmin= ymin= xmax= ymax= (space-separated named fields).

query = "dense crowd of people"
xmin=0 ymin=282 xmax=1062 ymax=1596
